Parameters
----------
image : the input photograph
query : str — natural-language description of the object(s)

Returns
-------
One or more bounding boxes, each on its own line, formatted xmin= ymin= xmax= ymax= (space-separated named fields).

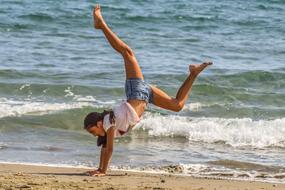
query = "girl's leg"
xmin=93 ymin=5 xmax=143 ymax=80
xmin=151 ymin=63 xmax=212 ymax=112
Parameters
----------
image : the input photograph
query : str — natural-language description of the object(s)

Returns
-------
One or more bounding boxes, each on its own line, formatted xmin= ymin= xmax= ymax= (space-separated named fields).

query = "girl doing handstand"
xmin=84 ymin=4 xmax=212 ymax=176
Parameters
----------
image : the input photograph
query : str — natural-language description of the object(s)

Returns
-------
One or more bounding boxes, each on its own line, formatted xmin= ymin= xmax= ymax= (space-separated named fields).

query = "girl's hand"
xmin=85 ymin=169 xmax=101 ymax=176
xmin=90 ymin=171 xmax=106 ymax=177
xmin=85 ymin=169 xmax=106 ymax=177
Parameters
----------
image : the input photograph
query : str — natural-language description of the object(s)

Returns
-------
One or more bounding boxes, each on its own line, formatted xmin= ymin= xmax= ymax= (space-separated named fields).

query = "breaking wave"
xmin=139 ymin=114 xmax=285 ymax=148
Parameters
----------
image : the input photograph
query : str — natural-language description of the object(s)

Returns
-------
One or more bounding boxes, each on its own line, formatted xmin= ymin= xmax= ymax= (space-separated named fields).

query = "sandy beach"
xmin=0 ymin=163 xmax=284 ymax=190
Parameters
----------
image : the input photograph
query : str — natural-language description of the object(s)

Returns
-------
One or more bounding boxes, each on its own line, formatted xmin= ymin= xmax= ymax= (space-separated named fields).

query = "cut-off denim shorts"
xmin=125 ymin=78 xmax=153 ymax=104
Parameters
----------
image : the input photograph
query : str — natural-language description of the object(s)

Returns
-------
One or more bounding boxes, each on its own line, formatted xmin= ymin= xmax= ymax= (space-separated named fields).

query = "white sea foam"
xmin=183 ymin=102 xmax=205 ymax=112
xmin=0 ymin=96 xmax=119 ymax=118
xmin=0 ymin=161 xmax=93 ymax=169
xmin=138 ymin=114 xmax=285 ymax=148
xmin=179 ymin=163 xmax=285 ymax=184
xmin=0 ymin=98 xmax=94 ymax=118
xmin=63 ymin=87 xmax=116 ymax=105
xmin=183 ymin=102 xmax=224 ymax=112
xmin=182 ymin=102 xmax=237 ymax=112
xmin=113 ymin=163 xmax=285 ymax=183
xmin=19 ymin=84 xmax=30 ymax=91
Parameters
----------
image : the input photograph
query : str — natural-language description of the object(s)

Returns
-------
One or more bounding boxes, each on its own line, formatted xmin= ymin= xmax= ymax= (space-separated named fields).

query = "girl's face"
xmin=87 ymin=121 xmax=104 ymax=136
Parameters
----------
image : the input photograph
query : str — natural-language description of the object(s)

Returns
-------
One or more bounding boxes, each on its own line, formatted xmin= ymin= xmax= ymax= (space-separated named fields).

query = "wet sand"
xmin=0 ymin=163 xmax=284 ymax=190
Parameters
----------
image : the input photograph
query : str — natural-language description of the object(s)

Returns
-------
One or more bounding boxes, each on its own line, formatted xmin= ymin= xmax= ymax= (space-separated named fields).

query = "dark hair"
xmin=84 ymin=110 xmax=115 ymax=130
xmin=83 ymin=110 xmax=115 ymax=147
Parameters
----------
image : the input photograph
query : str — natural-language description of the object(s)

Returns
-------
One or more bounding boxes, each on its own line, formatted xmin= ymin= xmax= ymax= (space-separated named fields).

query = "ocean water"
xmin=0 ymin=0 xmax=285 ymax=183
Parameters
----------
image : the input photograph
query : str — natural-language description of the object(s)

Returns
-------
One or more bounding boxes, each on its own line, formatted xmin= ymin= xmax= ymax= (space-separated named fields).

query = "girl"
xmin=84 ymin=4 xmax=212 ymax=176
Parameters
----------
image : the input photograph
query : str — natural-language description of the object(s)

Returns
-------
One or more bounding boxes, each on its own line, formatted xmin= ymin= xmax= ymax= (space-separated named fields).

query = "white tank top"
xmin=103 ymin=101 xmax=140 ymax=137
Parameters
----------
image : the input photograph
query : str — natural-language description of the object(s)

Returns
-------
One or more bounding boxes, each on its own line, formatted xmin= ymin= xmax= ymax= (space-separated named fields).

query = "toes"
xmin=96 ymin=4 xmax=100 ymax=10
xmin=203 ymin=61 xmax=213 ymax=65
xmin=202 ymin=61 xmax=213 ymax=66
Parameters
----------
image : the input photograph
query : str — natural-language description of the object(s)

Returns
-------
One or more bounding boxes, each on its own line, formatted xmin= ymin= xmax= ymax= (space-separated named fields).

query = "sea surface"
xmin=0 ymin=0 xmax=285 ymax=183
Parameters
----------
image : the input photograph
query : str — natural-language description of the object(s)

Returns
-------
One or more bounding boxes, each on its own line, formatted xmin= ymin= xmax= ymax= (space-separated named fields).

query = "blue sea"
xmin=0 ymin=0 xmax=285 ymax=183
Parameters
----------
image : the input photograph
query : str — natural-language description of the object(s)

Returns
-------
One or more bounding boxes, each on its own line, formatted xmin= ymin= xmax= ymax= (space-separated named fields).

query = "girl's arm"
xmin=92 ymin=126 xmax=115 ymax=176
xmin=101 ymin=126 xmax=115 ymax=173
xmin=86 ymin=144 xmax=107 ymax=176
xmin=99 ymin=145 xmax=106 ymax=171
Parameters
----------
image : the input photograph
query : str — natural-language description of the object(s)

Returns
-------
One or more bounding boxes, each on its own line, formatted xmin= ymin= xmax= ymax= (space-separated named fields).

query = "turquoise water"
xmin=0 ymin=0 xmax=285 ymax=182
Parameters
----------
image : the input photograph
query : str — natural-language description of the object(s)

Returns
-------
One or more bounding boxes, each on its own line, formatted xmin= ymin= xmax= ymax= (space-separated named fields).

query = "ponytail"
xmin=101 ymin=110 xmax=115 ymax=124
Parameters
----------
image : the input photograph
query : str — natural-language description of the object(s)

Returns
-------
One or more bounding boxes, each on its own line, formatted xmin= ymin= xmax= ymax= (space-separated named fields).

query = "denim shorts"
xmin=125 ymin=78 xmax=153 ymax=104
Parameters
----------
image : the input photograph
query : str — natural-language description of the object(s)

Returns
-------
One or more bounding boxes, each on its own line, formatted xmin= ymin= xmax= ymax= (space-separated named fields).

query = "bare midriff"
xmin=127 ymin=99 xmax=147 ymax=118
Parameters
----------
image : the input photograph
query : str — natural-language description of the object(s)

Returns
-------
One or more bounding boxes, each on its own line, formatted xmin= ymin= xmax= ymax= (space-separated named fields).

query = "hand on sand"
xmin=91 ymin=172 xmax=106 ymax=177
xmin=85 ymin=169 xmax=106 ymax=177
xmin=93 ymin=4 xmax=103 ymax=29
xmin=85 ymin=169 xmax=100 ymax=175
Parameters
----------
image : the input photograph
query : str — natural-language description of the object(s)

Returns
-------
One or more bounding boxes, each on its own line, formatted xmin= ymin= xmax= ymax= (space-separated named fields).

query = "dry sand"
xmin=0 ymin=163 xmax=284 ymax=190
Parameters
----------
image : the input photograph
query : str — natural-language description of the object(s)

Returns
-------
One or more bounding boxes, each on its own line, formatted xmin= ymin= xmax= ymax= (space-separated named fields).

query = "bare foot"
xmin=93 ymin=4 xmax=104 ymax=29
xmin=189 ymin=61 xmax=213 ymax=76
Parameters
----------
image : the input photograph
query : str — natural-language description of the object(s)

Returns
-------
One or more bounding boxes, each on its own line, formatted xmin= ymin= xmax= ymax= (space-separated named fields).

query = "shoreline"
xmin=1 ymin=161 xmax=284 ymax=184
xmin=1 ymin=163 xmax=285 ymax=190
